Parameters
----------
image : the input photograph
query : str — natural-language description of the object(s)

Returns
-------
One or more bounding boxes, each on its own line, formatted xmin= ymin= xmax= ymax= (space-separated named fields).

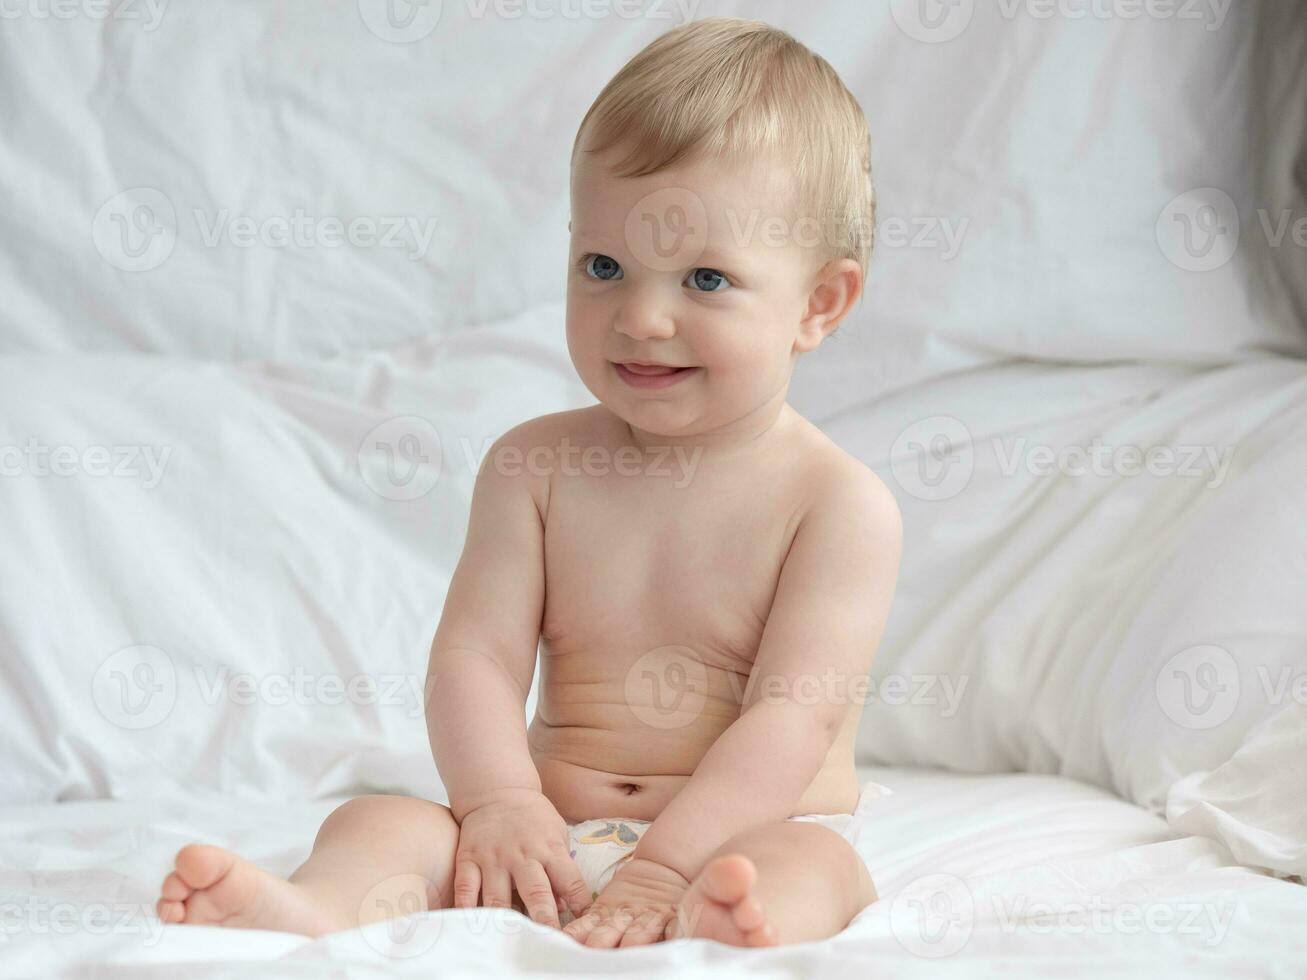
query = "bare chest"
xmin=539 ymin=469 xmax=800 ymax=667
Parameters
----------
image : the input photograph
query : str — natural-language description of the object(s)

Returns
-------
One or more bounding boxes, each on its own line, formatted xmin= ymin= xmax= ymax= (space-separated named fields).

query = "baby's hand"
xmin=562 ymin=858 xmax=691 ymax=948
xmin=453 ymin=788 xmax=589 ymax=927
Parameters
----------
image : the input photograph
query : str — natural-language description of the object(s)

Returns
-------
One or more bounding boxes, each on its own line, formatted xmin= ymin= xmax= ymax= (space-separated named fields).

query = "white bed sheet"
xmin=2 ymin=767 xmax=1303 ymax=978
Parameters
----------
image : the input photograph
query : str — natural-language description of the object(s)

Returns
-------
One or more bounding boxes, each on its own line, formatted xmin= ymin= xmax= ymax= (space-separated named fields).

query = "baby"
xmin=156 ymin=16 xmax=900 ymax=949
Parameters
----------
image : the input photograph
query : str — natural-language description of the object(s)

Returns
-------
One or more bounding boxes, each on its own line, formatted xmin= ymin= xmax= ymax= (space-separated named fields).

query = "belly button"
xmin=619 ymin=782 xmax=640 ymax=795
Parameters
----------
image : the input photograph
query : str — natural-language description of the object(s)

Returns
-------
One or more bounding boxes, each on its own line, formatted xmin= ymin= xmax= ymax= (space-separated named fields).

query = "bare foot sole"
xmin=669 ymin=854 xmax=779 ymax=947
xmin=156 ymin=844 xmax=343 ymax=937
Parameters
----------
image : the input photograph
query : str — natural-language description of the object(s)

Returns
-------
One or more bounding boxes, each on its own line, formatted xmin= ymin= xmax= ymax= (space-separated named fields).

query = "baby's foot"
xmin=670 ymin=854 xmax=778 ymax=947
xmin=156 ymin=844 xmax=343 ymax=937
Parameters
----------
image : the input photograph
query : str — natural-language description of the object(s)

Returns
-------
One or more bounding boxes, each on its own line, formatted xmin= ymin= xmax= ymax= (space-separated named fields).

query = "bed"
xmin=4 ymin=766 xmax=1305 ymax=976
xmin=2 ymin=1 xmax=1304 ymax=976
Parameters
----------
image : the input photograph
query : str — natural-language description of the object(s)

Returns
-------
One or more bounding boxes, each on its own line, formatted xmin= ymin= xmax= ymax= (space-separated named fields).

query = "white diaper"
xmin=787 ymin=778 xmax=892 ymax=848
xmin=520 ymin=780 xmax=892 ymax=925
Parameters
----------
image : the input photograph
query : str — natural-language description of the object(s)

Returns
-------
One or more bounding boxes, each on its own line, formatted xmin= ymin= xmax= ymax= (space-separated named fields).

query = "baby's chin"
xmin=569 ymin=365 xmax=703 ymax=436
xmin=604 ymin=400 xmax=705 ymax=439
xmin=596 ymin=386 xmax=714 ymax=440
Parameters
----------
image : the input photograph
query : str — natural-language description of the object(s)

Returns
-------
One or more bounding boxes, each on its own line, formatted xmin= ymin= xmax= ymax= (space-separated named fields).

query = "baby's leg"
xmin=157 ymin=795 xmax=459 ymax=937
xmin=669 ymin=822 xmax=876 ymax=946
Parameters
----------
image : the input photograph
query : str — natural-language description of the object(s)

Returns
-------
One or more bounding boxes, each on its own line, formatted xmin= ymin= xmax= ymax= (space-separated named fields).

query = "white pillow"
xmin=826 ymin=355 xmax=1307 ymax=877
xmin=797 ymin=1 xmax=1307 ymax=409
xmin=1167 ymin=702 xmax=1307 ymax=878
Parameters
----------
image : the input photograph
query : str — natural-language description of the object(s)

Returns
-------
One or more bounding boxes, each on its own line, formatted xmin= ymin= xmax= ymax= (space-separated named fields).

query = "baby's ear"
xmin=795 ymin=258 xmax=862 ymax=353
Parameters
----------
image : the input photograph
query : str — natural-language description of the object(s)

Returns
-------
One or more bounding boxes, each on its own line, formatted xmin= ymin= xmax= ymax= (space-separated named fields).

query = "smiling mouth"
xmin=616 ymin=361 xmax=689 ymax=376
xmin=611 ymin=361 xmax=699 ymax=389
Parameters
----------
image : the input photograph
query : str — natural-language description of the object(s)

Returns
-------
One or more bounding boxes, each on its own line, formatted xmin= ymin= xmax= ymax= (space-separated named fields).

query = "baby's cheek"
xmin=711 ymin=341 xmax=788 ymax=392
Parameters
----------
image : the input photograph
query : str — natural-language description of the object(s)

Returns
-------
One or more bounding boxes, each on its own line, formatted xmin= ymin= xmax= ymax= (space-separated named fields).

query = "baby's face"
xmin=567 ymin=147 xmax=844 ymax=440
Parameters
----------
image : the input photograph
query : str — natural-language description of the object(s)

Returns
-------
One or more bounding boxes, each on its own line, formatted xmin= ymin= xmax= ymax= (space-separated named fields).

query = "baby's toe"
xmin=731 ymin=895 xmax=766 ymax=932
xmin=174 ymin=844 xmax=233 ymax=891
xmin=699 ymin=855 xmax=756 ymax=905
xmin=160 ymin=871 xmax=191 ymax=901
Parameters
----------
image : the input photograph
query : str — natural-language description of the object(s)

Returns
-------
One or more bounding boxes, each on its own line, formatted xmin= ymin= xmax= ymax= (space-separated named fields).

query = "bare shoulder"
xmin=787 ymin=412 xmax=902 ymax=544
xmin=487 ymin=404 xmax=610 ymax=457
xmin=478 ymin=405 xmax=614 ymax=516
xmin=480 ymin=404 xmax=619 ymax=474
xmin=771 ymin=411 xmax=902 ymax=631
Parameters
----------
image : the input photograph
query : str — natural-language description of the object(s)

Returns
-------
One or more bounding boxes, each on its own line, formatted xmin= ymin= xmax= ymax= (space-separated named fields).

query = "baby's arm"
xmin=630 ymin=464 xmax=902 ymax=882
xmin=428 ymin=423 xmax=546 ymax=815
xmin=426 ymin=422 xmax=589 ymax=922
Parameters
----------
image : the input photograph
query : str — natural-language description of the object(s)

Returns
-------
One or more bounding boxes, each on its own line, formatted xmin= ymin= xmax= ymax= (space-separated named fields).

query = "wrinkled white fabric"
xmin=2 ymin=767 xmax=1304 ymax=977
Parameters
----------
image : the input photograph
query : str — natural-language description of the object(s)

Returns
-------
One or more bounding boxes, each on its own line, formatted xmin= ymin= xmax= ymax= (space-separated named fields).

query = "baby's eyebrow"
xmin=569 ymin=233 xmax=622 ymax=253
xmin=696 ymin=246 xmax=743 ymax=266
xmin=569 ymin=234 xmax=749 ymax=270
xmin=568 ymin=224 xmax=615 ymax=241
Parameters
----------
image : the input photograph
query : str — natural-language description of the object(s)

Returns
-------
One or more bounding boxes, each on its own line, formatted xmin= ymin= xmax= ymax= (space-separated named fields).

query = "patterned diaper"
xmin=510 ymin=817 xmax=648 ymax=924
xmin=566 ymin=818 xmax=652 ymax=910
xmin=512 ymin=779 xmax=892 ymax=925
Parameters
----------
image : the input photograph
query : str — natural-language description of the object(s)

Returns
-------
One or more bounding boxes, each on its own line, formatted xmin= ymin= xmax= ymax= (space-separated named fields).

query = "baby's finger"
xmin=452 ymin=860 xmax=481 ymax=909
xmin=562 ymin=909 xmax=601 ymax=944
xmin=618 ymin=909 xmax=670 ymax=947
xmin=543 ymin=855 xmax=592 ymax=917
xmin=511 ymin=861 xmax=560 ymax=928
xmin=481 ymin=866 xmax=513 ymax=910
xmin=584 ymin=908 xmax=635 ymax=949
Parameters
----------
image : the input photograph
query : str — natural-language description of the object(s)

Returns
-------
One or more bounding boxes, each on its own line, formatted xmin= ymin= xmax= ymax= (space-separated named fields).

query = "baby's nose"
xmin=613 ymin=287 xmax=676 ymax=341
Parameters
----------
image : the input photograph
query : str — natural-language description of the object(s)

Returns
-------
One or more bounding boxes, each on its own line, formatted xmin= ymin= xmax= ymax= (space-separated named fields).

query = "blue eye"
xmin=584 ymin=254 xmax=623 ymax=281
xmin=686 ymin=268 xmax=730 ymax=292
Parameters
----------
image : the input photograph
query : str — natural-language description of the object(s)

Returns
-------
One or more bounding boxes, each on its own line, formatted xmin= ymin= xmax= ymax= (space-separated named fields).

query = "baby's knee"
xmin=852 ymin=852 xmax=878 ymax=910
xmin=792 ymin=826 xmax=876 ymax=912
xmin=323 ymin=794 xmax=408 ymax=828
xmin=318 ymin=794 xmax=455 ymax=841
xmin=715 ymin=820 xmax=840 ymax=866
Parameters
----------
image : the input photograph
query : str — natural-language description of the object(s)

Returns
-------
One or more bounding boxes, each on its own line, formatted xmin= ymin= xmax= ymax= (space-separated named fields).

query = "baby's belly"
xmin=531 ymin=752 xmax=692 ymax=823
xmin=526 ymin=645 xmax=861 ymax=823
xmin=526 ymin=675 xmax=738 ymax=822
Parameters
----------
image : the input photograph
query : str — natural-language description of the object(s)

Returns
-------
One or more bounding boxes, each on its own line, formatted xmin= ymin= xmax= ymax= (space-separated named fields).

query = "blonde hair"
xmin=571 ymin=17 xmax=875 ymax=280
